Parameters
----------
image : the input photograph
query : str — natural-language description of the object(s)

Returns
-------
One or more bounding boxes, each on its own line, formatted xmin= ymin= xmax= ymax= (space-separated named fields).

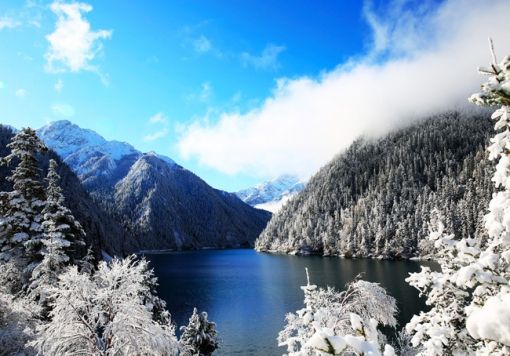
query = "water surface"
xmin=146 ymin=249 xmax=435 ymax=355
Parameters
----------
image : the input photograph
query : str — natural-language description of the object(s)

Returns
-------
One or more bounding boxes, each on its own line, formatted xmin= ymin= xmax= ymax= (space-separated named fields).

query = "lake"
xmin=145 ymin=249 xmax=436 ymax=355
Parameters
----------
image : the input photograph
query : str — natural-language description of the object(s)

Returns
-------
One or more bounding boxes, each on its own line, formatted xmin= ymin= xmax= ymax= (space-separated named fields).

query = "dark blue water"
xmin=145 ymin=249 xmax=435 ymax=355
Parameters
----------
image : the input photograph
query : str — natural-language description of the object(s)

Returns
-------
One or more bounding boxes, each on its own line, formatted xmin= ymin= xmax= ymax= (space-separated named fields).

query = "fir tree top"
xmin=2 ymin=128 xmax=47 ymax=199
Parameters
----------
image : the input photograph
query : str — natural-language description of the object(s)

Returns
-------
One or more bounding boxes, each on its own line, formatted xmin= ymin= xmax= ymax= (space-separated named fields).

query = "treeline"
xmin=256 ymin=112 xmax=494 ymax=258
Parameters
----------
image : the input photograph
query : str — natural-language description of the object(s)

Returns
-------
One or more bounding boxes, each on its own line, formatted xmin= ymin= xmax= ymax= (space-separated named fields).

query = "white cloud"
xmin=193 ymin=35 xmax=212 ymax=54
xmin=186 ymin=82 xmax=213 ymax=103
xmin=45 ymin=1 xmax=112 ymax=73
xmin=54 ymin=79 xmax=64 ymax=92
xmin=199 ymin=82 xmax=212 ymax=101
xmin=144 ymin=128 xmax=169 ymax=142
xmin=0 ymin=17 xmax=21 ymax=30
xmin=15 ymin=89 xmax=27 ymax=98
xmin=149 ymin=112 xmax=168 ymax=125
xmin=178 ymin=0 xmax=510 ymax=179
xmin=144 ymin=112 xmax=169 ymax=142
xmin=241 ymin=44 xmax=286 ymax=70
xmin=51 ymin=103 xmax=75 ymax=117
xmin=0 ymin=81 xmax=5 ymax=89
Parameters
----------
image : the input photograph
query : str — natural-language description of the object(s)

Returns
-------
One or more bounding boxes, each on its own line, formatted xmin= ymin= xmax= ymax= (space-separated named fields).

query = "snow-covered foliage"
xmin=464 ymin=40 xmax=510 ymax=355
xmin=405 ymin=216 xmax=476 ymax=354
xmin=0 ymin=128 xmax=47 ymax=288
xmin=31 ymin=256 xmax=179 ymax=355
xmin=278 ymin=269 xmax=397 ymax=355
xmin=0 ymin=290 xmax=40 ymax=355
xmin=29 ymin=159 xmax=86 ymax=312
xmin=405 ymin=41 xmax=510 ymax=355
xmin=179 ymin=307 xmax=219 ymax=356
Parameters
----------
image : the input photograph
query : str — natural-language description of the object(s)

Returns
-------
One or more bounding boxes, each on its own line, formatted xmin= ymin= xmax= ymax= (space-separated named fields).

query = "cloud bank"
xmin=177 ymin=0 xmax=510 ymax=179
xmin=45 ymin=1 xmax=111 ymax=73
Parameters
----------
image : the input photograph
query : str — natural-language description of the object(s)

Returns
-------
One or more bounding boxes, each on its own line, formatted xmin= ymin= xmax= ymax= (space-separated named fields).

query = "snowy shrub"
xmin=179 ymin=307 xmax=219 ymax=356
xmin=0 ymin=290 xmax=40 ymax=355
xmin=278 ymin=269 xmax=397 ymax=355
xmin=31 ymin=256 xmax=179 ymax=355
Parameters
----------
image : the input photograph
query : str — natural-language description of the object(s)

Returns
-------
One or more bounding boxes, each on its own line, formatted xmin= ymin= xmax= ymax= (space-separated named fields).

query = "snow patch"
xmin=466 ymin=292 xmax=510 ymax=346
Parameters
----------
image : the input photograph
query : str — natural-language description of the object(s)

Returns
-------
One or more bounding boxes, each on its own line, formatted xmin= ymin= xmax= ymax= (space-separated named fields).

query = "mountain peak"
xmin=236 ymin=174 xmax=305 ymax=213
xmin=38 ymin=120 xmax=138 ymax=160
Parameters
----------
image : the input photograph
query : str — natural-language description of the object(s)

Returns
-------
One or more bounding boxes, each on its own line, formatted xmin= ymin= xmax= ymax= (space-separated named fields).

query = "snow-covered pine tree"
xmin=179 ymin=307 xmax=219 ymax=356
xmin=464 ymin=40 xmax=510 ymax=354
xmin=405 ymin=218 xmax=475 ymax=354
xmin=0 ymin=127 xmax=47 ymax=290
xmin=41 ymin=159 xmax=85 ymax=262
xmin=278 ymin=269 xmax=396 ymax=355
xmin=29 ymin=159 xmax=86 ymax=312
xmin=31 ymin=255 xmax=179 ymax=355
xmin=405 ymin=41 xmax=510 ymax=355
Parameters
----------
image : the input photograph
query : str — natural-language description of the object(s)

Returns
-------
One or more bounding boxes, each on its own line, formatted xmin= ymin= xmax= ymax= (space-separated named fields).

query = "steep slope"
xmin=256 ymin=112 xmax=494 ymax=258
xmin=0 ymin=125 xmax=129 ymax=258
xmin=236 ymin=175 xmax=305 ymax=213
xmin=38 ymin=120 xmax=270 ymax=252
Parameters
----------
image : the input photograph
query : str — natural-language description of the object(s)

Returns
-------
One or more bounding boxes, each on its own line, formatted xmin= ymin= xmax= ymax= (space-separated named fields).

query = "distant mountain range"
xmin=32 ymin=120 xmax=270 ymax=253
xmin=235 ymin=175 xmax=305 ymax=213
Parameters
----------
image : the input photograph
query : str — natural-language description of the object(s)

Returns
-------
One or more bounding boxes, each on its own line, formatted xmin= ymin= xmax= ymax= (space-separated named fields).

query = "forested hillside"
xmin=256 ymin=112 xmax=494 ymax=258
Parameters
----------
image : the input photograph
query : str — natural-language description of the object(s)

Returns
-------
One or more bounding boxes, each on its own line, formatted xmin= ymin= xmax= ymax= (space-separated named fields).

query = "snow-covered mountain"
xmin=37 ymin=121 xmax=175 ymax=185
xmin=236 ymin=175 xmax=305 ymax=213
xmin=37 ymin=120 xmax=270 ymax=252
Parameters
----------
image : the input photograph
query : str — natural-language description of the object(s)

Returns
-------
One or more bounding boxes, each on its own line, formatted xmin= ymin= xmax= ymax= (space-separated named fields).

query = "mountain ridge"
xmin=36 ymin=120 xmax=270 ymax=252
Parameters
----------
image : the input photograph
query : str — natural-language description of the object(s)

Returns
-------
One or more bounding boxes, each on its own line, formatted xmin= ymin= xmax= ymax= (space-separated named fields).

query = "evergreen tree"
xmin=179 ymin=308 xmax=219 ymax=356
xmin=29 ymin=159 xmax=86 ymax=312
xmin=41 ymin=159 xmax=86 ymax=262
xmin=0 ymin=128 xmax=47 ymax=288
xmin=405 ymin=41 xmax=510 ymax=355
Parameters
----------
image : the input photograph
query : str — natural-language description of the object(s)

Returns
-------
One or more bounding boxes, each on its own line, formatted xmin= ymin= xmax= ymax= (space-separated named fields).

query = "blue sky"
xmin=1 ymin=1 xmax=510 ymax=192
xmin=0 ymin=0 xmax=372 ymax=191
